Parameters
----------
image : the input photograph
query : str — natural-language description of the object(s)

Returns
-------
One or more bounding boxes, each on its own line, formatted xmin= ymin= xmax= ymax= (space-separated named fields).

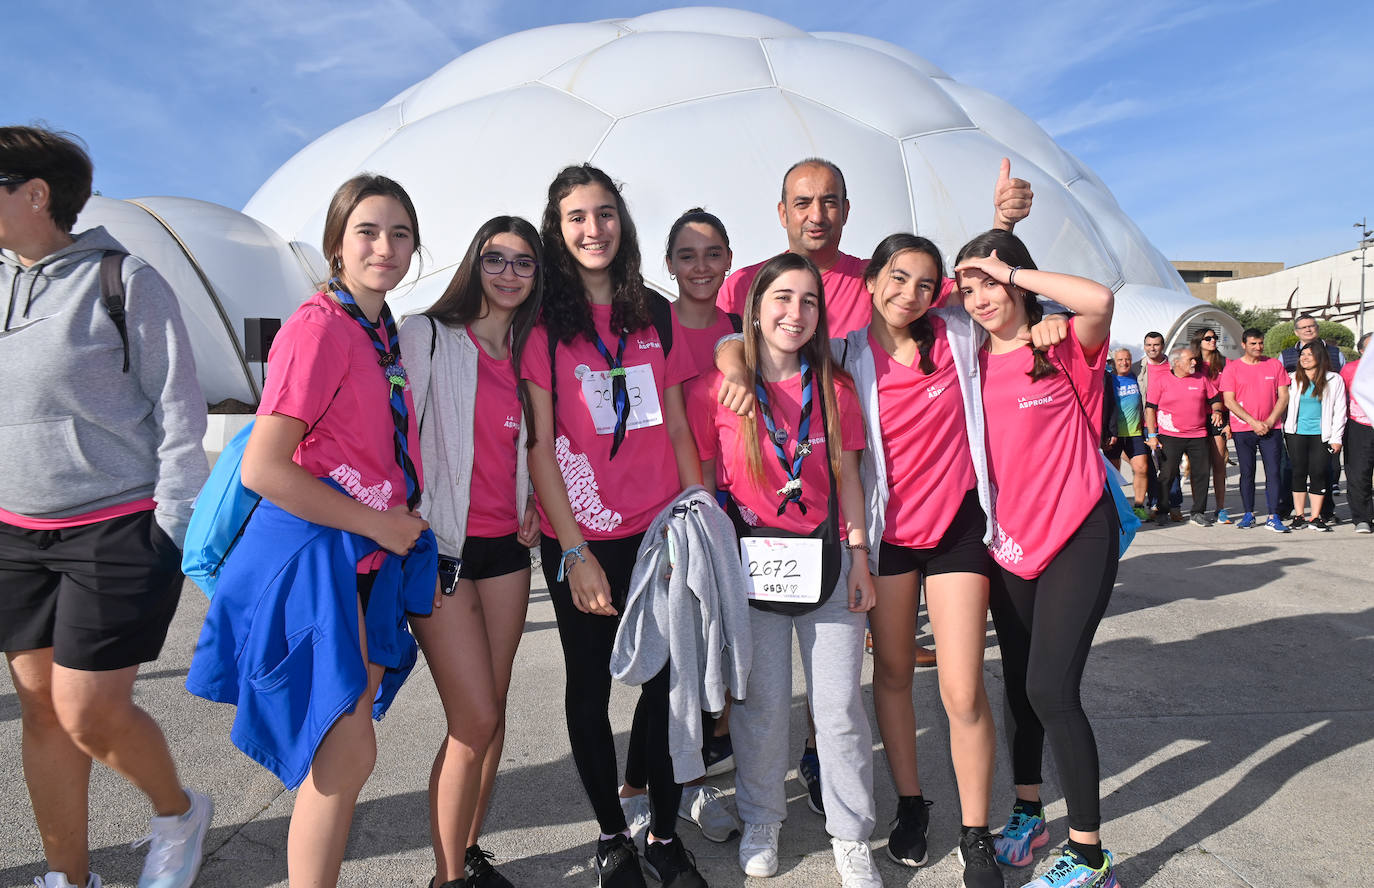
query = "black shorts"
xmin=877 ymin=488 xmax=993 ymax=578
xmin=459 ymin=533 xmax=531 ymax=581
xmin=0 ymin=510 xmax=183 ymax=671
xmin=1106 ymin=434 xmax=1149 ymax=460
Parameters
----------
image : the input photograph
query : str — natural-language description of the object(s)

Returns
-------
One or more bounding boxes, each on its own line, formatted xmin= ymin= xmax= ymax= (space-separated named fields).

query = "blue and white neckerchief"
xmin=329 ymin=280 xmax=420 ymax=510
xmin=591 ymin=329 xmax=630 ymax=459
xmin=754 ymin=355 xmax=815 ymax=516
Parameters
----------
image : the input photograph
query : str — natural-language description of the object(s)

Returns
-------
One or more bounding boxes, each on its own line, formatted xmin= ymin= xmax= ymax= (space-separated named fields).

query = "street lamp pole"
xmin=1355 ymin=218 xmax=1372 ymax=339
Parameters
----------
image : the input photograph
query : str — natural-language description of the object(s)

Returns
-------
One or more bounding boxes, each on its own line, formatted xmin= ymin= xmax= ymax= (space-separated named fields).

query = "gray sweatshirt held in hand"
xmin=0 ymin=227 xmax=208 ymax=545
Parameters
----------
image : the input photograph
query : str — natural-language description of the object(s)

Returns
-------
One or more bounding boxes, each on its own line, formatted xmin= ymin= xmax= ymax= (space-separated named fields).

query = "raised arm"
xmin=954 ymin=249 xmax=1114 ymax=354
xmin=993 ymin=158 xmax=1033 ymax=231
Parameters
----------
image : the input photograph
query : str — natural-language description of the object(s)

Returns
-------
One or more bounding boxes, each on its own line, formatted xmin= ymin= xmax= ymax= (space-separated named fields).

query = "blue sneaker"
xmin=1266 ymin=515 xmax=1291 ymax=534
xmin=1021 ymin=846 xmax=1118 ymax=887
xmin=134 ymin=788 xmax=213 ymax=888
xmin=994 ymin=807 xmax=1048 ymax=866
xmin=798 ymin=746 xmax=823 ymax=814
xmin=1236 ymin=512 xmax=1255 ymax=529
xmin=1216 ymin=508 xmax=1233 ymax=524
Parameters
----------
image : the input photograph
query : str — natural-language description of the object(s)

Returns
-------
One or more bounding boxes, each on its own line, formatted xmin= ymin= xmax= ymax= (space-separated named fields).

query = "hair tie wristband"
xmin=558 ymin=542 xmax=589 ymax=582
xmin=1008 ymin=266 xmax=1021 ymax=288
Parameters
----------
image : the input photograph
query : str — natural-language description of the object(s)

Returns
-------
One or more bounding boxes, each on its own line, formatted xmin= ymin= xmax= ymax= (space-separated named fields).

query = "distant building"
xmin=1212 ymin=249 xmax=1371 ymax=335
xmin=1172 ymin=260 xmax=1284 ymax=302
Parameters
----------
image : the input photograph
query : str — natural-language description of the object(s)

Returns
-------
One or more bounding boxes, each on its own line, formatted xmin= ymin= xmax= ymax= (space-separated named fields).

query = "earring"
xmin=668 ymin=273 xmax=675 ymax=280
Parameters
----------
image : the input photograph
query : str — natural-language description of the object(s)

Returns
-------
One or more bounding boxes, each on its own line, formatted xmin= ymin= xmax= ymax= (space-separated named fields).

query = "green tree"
xmin=1263 ymin=319 xmax=1356 ymax=359
xmin=1213 ymin=298 xmax=1280 ymax=334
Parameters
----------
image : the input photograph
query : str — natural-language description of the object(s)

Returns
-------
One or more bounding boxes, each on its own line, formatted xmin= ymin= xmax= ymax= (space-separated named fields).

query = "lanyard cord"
xmin=591 ymin=330 xmax=630 ymax=459
xmin=753 ymin=355 xmax=814 ymax=516
xmin=329 ymin=280 xmax=421 ymax=510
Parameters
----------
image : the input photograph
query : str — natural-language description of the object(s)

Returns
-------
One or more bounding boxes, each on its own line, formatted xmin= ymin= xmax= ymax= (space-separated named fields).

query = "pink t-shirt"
xmin=688 ymin=369 xmax=865 ymax=535
xmin=677 ymin=308 xmax=739 ymax=378
xmin=1147 ymin=369 xmax=1219 ymax=438
xmin=717 ymin=252 xmax=872 ymax=338
xmin=872 ymin=318 xmax=976 ymax=549
xmin=465 ymin=329 xmax=521 ymax=537
xmin=980 ymin=319 xmax=1106 ymax=580
xmin=1219 ymin=357 xmax=1289 ymax=432
xmin=260 ymin=292 xmax=423 ymax=513
xmin=1341 ymin=360 xmax=1369 ymax=426
xmin=522 ymin=302 xmax=695 ymax=540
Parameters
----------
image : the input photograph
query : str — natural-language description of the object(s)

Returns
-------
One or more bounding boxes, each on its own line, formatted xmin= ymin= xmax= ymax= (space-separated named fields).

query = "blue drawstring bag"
xmin=1098 ymin=451 xmax=1140 ymax=557
xmin=182 ymin=421 xmax=261 ymax=597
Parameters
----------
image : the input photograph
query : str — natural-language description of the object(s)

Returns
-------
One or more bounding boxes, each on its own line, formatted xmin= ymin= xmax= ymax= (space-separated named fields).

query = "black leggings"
xmin=1285 ymin=432 xmax=1330 ymax=495
xmin=989 ymin=492 xmax=1118 ymax=833
xmin=541 ymin=533 xmax=682 ymax=838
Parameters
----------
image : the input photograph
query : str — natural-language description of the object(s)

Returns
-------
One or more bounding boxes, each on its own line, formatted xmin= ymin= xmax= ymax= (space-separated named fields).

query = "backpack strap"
xmin=647 ymin=290 xmax=674 ymax=355
xmin=99 ymin=251 xmax=131 ymax=373
xmin=728 ymin=311 xmax=743 ymax=334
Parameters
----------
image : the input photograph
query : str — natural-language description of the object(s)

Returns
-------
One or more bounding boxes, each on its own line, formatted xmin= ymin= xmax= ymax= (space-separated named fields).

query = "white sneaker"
xmin=132 ymin=787 xmax=213 ymax=888
xmin=33 ymin=875 xmax=102 ymax=888
xmin=738 ymin=820 xmax=782 ymax=877
xmin=832 ymin=838 xmax=883 ymax=888
xmin=618 ymin=787 xmax=651 ymax=848
xmin=679 ymin=784 xmax=742 ymax=842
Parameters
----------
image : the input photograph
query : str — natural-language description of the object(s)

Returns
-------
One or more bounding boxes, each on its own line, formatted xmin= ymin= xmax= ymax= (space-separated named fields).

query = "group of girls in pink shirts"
xmin=191 ymin=162 xmax=1123 ymax=888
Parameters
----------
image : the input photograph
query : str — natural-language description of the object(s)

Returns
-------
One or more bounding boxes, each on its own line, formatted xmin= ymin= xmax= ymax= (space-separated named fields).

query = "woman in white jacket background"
xmin=1282 ymin=341 xmax=1347 ymax=532
xmin=399 ymin=215 xmax=543 ymax=888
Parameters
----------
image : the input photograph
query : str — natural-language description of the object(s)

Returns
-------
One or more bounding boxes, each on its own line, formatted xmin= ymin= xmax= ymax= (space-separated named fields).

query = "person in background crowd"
xmin=1190 ymin=327 xmax=1231 ymax=523
xmin=1137 ymin=331 xmax=1179 ymax=516
xmin=1 ymin=125 xmax=212 ymax=888
xmin=1146 ymin=346 xmax=1224 ymax=526
xmin=1105 ymin=348 xmax=1152 ymax=519
xmin=399 ymin=216 xmax=544 ymax=888
xmin=1220 ymin=328 xmax=1290 ymax=532
xmin=1280 ymin=315 xmax=1343 ymax=522
xmin=1340 ymin=333 xmax=1373 ymax=533
xmin=1283 ymin=342 xmax=1347 ymax=532
xmin=953 ymin=229 xmax=1121 ymax=888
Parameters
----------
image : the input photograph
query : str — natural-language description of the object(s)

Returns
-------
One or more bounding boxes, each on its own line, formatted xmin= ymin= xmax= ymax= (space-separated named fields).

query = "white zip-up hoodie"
xmin=1283 ymin=370 xmax=1347 ymax=444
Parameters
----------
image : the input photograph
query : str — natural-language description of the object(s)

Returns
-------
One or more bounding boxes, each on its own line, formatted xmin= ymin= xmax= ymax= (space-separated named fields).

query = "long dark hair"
xmin=1190 ymin=327 xmax=1224 ymax=379
xmin=954 ymin=229 xmax=1057 ymax=382
xmin=864 ymin=234 xmax=943 ymax=374
xmin=423 ymin=215 xmax=544 ymax=446
xmin=740 ymin=252 xmax=850 ymax=485
xmin=539 ymin=164 xmax=650 ymax=344
xmin=1295 ymin=340 xmax=1331 ymax=399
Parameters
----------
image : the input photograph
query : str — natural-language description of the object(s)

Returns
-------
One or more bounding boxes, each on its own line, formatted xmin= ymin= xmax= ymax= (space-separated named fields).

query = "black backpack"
xmin=98 ymin=249 xmax=132 ymax=373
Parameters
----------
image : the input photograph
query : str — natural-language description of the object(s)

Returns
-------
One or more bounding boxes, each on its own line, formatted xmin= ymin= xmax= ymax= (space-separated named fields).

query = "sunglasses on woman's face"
xmin=1201 ymin=335 xmax=1216 ymax=342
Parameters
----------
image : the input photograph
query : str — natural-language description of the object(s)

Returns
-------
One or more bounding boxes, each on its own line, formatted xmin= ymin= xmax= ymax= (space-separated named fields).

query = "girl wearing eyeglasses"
xmin=1190 ymin=327 xmax=1232 ymax=522
xmin=523 ymin=164 xmax=707 ymax=888
xmin=398 ymin=216 xmax=544 ymax=888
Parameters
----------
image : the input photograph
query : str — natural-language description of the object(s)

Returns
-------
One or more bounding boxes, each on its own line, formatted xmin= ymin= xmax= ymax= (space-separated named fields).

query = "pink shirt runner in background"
xmin=465 ymin=329 xmax=521 ymax=537
xmin=871 ymin=316 xmax=976 ymax=549
xmin=717 ymin=252 xmax=872 ymax=338
xmin=1147 ymin=369 xmax=1219 ymax=438
xmin=688 ymin=369 xmax=865 ymax=535
xmin=1219 ymin=357 xmax=1289 ymax=432
xmin=980 ymin=319 xmax=1106 ymax=580
xmin=522 ymin=301 xmax=695 ymax=541
xmin=1341 ymin=360 xmax=1370 ymax=426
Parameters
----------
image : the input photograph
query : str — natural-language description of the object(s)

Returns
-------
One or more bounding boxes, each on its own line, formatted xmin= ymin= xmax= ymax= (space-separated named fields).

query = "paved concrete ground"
xmin=2 ymin=476 xmax=1371 ymax=888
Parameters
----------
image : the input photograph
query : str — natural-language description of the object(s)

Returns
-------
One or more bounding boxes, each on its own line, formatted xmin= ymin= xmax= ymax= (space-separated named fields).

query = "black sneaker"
xmin=596 ymin=834 xmax=647 ymax=888
xmin=957 ymin=829 xmax=1005 ymax=888
xmin=798 ymin=746 xmax=823 ymax=814
xmin=465 ymin=844 xmax=514 ymax=888
xmin=643 ymin=838 xmax=708 ymax=887
xmin=1288 ymin=516 xmax=1307 ymax=531
xmin=886 ymin=796 xmax=933 ymax=867
xmin=1310 ymin=517 xmax=1333 ymax=532
xmin=703 ymin=732 xmax=735 ymax=777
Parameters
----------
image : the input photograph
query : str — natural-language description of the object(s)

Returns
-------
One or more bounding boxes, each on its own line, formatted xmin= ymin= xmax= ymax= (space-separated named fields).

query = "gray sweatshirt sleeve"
xmin=128 ymin=263 xmax=208 ymax=547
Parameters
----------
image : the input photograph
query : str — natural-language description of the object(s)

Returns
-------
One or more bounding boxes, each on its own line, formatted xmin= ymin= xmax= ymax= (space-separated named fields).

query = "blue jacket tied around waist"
xmin=186 ymin=492 xmax=438 ymax=789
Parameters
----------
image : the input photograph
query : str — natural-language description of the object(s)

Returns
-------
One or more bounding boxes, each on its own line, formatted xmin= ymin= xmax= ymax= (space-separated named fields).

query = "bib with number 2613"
xmin=740 ymin=536 xmax=823 ymax=603
xmin=581 ymin=363 xmax=663 ymax=435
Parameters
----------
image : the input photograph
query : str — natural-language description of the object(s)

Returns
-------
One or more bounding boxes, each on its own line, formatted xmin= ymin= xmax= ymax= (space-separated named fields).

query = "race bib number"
xmin=740 ymin=536 xmax=822 ymax=603
xmin=581 ymin=363 xmax=663 ymax=435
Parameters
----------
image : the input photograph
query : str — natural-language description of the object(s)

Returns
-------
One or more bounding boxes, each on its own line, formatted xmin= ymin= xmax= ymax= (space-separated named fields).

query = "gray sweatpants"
xmin=731 ymin=555 xmax=876 ymax=841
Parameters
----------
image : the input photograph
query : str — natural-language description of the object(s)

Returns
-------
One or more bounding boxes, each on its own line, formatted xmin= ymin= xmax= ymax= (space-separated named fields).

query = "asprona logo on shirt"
xmin=329 ymin=464 xmax=393 ymax=511
xmin=503 ymin=414 xmax=519 ymax=430
xmin=926 ymin=383 xmax=949 ymax=400
xmin=637 ymin=339 xmax=662 ymax=350
xmin=990 ymin=526 xmax=1024 ymax=565
xmin=1017 ymin=393 xmax=1054 ymax=409
xmin=555 ymin=435 xmax=623 ymax=533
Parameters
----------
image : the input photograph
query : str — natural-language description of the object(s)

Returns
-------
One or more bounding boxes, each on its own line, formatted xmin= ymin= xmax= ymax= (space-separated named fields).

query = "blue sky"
xmin=10 ymin=0 xmax=1371 ymax=266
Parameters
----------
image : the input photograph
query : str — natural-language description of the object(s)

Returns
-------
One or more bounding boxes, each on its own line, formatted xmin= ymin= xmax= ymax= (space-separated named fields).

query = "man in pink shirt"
xmin=1136 ymin=331 xmax=1179 ymax=515
xmin=717 ymin=157 xmax=1033 ymax=338
xmin=1146 ymin=346 xmax=1224 ymax=526
xmin=1220 ymin=327 xmax=1291 ymax=532
xmin=1341 ymin=332 xmax=1373 ymax=533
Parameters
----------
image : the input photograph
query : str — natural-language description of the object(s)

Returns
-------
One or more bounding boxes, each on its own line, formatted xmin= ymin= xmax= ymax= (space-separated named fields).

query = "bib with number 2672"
xmin=739 ymin=535 xmax=823 ymax=603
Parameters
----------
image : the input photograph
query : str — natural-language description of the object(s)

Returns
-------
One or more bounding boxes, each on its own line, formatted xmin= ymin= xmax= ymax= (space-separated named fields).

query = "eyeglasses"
xmin=480 ymin=253 xmax=538 ymax=278
xmin=1201 ymin=335 xmax=1216 ymax=342
xmin=0 ymin=173 xmax=32 ymax=187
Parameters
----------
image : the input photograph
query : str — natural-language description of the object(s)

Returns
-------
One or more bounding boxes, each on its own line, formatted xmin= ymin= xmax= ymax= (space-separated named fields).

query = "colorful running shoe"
xmin=1216 ymin=508 xmax=1233 ymax=524
xmin=1236 ymin=512 xmax=1255 ymax=529
xmin=1265 ymin=516 xmax=1291 ymax=534
xmin=1131 ymin=505 xmax=1150 ymax=522
xmin=1020 ymin=847 xmax=1118 ymax=888
xmin=994 ymin=808 xmax=1048 ymax=867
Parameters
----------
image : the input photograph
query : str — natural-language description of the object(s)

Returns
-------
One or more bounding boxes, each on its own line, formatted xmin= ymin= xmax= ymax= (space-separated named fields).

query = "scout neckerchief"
xmin=591 ymin=328 xmax=631 ymax=459
xmin=330 ymin=280 xmax=421 ymax=509
xmin=754 ymin=354 xmax=815 ymax=516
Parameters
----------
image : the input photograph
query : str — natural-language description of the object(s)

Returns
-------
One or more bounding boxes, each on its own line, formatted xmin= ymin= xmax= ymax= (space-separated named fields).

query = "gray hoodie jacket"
xmin=0 ymin=227 xmax=208 ymax=545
